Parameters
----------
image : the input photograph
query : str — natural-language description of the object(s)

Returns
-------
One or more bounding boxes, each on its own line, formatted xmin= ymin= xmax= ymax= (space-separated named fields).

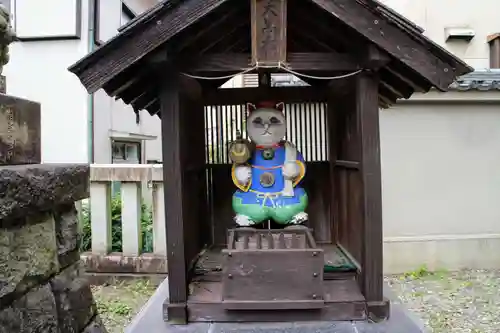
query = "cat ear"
xmin=246 ymin=103 xmax=256 ymax=116
xmin=275 ymin=102 xmax=285 ymax=112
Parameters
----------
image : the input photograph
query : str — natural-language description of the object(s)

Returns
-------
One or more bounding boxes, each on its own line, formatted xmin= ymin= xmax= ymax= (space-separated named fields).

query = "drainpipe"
xmin=87 ymin=0 xmax=95 ymax=163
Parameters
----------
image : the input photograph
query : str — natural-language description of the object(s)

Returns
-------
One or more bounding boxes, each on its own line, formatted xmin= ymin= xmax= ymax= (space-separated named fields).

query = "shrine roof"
xmin=68 ymin=0 xmax=473 ymax=116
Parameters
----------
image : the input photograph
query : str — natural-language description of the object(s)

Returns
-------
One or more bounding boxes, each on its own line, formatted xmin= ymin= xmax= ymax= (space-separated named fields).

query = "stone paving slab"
xmin=125 ymin=279 xmax=427 ymax=333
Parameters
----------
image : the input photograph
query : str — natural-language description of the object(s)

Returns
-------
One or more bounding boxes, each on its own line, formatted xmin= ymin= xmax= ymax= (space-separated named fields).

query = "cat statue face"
xmin=246 ymin=102 xmax=286 ymax=148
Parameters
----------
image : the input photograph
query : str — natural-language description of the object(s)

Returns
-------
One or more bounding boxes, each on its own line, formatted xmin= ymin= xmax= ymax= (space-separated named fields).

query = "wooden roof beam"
xmin=287 ymin=25 xmax=335 ymax=52
xmin=183 ymin=52 xmax=361 ymax=74
xmin=197 ymin=20 xmax=248 ymax=54
xmin=203 ymin=86 xmax=327 ymax=105
xmin=288 ymin=3 xmax=366 ymax=53
xmin=384 ymin=66 xmax=430 ymax=93
xmin=175 ymin=6 xmax=245 ymax=52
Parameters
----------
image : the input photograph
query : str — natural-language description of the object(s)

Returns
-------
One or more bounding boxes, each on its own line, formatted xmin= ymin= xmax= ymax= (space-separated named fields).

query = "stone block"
xmin=81 ymin=253 xmax=168 ymax=274
xmin=53 ymin=203 xmax=80 ymax=268
xmin=0 ymin=213 xmax=59 ymax=307
xmin=0 ymin=284 xmax=59 ymax=333
xmin=50 ymin=262 xmax=97 ymax=333
xmin=0 ymin=93 xmax=41 ymax=165
xmin=0 ymin=164 xmax=90 ymax=223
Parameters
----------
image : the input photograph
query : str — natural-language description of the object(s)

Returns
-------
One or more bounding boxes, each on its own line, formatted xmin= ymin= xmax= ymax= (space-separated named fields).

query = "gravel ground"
xmin=386 ymin=268 xmax=500 ymax=333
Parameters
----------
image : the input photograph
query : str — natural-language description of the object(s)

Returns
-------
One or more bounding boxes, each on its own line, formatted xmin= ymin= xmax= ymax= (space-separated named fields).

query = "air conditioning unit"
xmin=445 ymin=27 xmax=475 ymax=42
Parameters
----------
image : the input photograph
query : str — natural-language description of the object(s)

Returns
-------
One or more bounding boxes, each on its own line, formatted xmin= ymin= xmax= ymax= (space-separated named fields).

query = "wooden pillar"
xmin=326 ymin=92 xmax=338 ymax=243
xmin=355 ymin=71 xmax=389 ymax=321
xmin=160 ymin=75 xmax=188 ymax=324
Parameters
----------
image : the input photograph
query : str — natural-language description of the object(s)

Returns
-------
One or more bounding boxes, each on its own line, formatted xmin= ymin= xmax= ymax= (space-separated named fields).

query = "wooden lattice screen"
xmin=204 ymin=102 xmax=329 ymax=164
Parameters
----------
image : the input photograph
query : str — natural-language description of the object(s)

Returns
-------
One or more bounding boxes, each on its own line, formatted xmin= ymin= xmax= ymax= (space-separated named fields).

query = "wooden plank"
xmin=203 ymin=87 xmax=327 ymax=106
xmin=222 ymin=249 xmax=324 ymax=306
xmin=160 ymin=75 xmax=188 ymax=324
xmin=335 ymin=160 xmax=360 ymax=169
xmin=222 ymin=300 xmax=324 ymax=310
xmin=72 ymin=0 xmax=231 ymax=93
xmin=310 ymin=0 xmax=459 ymax=90
xmin=185 ymin=52 xmax=361 ymax=73
xmin=251 ymin=0 xmax=287 ymax=66
xmin=355 ymin=72 xmax=383 ymax=302
xmin=187 ymin=280 xmax=366 ymax=322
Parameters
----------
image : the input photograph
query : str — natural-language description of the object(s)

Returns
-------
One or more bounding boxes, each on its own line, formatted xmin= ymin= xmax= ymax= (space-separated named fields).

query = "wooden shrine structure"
xmin=69 ymin=0 xmax=472 ymax=325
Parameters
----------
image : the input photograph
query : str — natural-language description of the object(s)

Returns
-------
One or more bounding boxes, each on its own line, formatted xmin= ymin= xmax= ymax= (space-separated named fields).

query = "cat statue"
xmin=230 ymin=101 xmax=308 ymax=227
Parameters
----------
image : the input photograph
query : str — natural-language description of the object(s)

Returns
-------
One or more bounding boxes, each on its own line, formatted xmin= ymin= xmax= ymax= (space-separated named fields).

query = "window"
xmin=488 ymin=33 xmax=500 ymax=69
xmin=94 ymin=0 xmax=136 ymax=46
xmin=111 ymin=141 xmax=141 ymax=163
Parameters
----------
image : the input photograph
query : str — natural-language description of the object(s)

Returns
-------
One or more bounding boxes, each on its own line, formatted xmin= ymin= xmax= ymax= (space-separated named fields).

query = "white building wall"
xmin=4 ymin=0 xmax=91 ymax=163
xmin=93 ymin=0 xmax=162 ymax=164
xmin=3 ymin=0 xmax=162 ymax=164
xmin=380 ymin=0 xmax=500 ymax=69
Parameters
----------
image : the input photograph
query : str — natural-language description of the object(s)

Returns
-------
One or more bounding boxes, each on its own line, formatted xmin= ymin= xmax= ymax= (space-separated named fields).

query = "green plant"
xmin=402 ymin=265 xmax=449 ymax=280
xmin=79 ymin=195 xmax=153 ymax=253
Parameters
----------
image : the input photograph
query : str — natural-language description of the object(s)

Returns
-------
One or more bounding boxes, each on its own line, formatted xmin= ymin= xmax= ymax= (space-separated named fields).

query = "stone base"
xmin=81 ymin=253 xmax=168 ymax=274
xmin=125 ymin=279 xmax=427 ymax=333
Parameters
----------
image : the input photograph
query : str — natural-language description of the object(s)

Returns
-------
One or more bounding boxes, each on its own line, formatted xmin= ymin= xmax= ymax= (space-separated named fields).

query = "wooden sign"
xmin=251 ymin=0 xmax=287 ymax=66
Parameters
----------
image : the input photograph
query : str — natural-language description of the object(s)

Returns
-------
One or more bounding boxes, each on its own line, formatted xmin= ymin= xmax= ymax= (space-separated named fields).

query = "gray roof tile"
xmin=450 ymin=69 xmax=500 ymax=91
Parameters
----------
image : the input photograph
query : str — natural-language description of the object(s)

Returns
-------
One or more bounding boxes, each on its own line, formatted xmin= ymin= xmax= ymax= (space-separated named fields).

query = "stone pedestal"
xmin=0 ymin=93 xmax=41 ymax=165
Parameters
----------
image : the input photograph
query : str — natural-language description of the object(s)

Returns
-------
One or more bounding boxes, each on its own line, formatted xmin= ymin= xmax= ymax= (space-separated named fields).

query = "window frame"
xmin=111 ymin=140 xmax=142 ymax=164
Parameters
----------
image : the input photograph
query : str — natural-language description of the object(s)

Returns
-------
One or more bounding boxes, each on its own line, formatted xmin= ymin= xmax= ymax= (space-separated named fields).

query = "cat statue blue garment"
xmin=231 ymin=101 xmax=308 ymax=227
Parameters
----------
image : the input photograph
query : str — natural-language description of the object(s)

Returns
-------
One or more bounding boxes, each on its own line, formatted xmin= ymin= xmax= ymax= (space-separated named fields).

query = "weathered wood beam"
xmin=130 ymin=90 xmax=156 ymax=110
xmin=175 ymin=7 xmax=243 ymax=52
xmin=251 ymin=0 xmax=287 ymax=66
xmin=287 ymin=25 xmax=334 ymax=52
xmin=198 ymin=20 xmax=248 ymax=54
xmin=185 ymin=52 xmax=361 ymax=73
xmin=288 ymin=4 xmax=367 ymax=52
xmin=363 ymin=45 xmax=391 ymax=70
xmin=106 ymin=76 xmax=140 ymax=97
xmin=160 ymin=75 xmax=188 ymax=323
xmin=203 ymin=86 xmax=327 ymax=105
xmin=212 ymin=24 xmax=250 ymax=53
xmin=311 ymin=0 xmax=457 ymax=90
xmin=355 ymin=72 xmax=385 ymax=313
xmin=384 ymin=66 xmax=430 ymax=93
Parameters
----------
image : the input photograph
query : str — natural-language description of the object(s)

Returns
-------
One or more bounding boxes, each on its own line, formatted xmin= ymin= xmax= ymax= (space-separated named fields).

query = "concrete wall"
xmin=380 ymin=0 xmax=500 ymax=69
xmin=381 ymin=91 xmax=500 ymax=273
